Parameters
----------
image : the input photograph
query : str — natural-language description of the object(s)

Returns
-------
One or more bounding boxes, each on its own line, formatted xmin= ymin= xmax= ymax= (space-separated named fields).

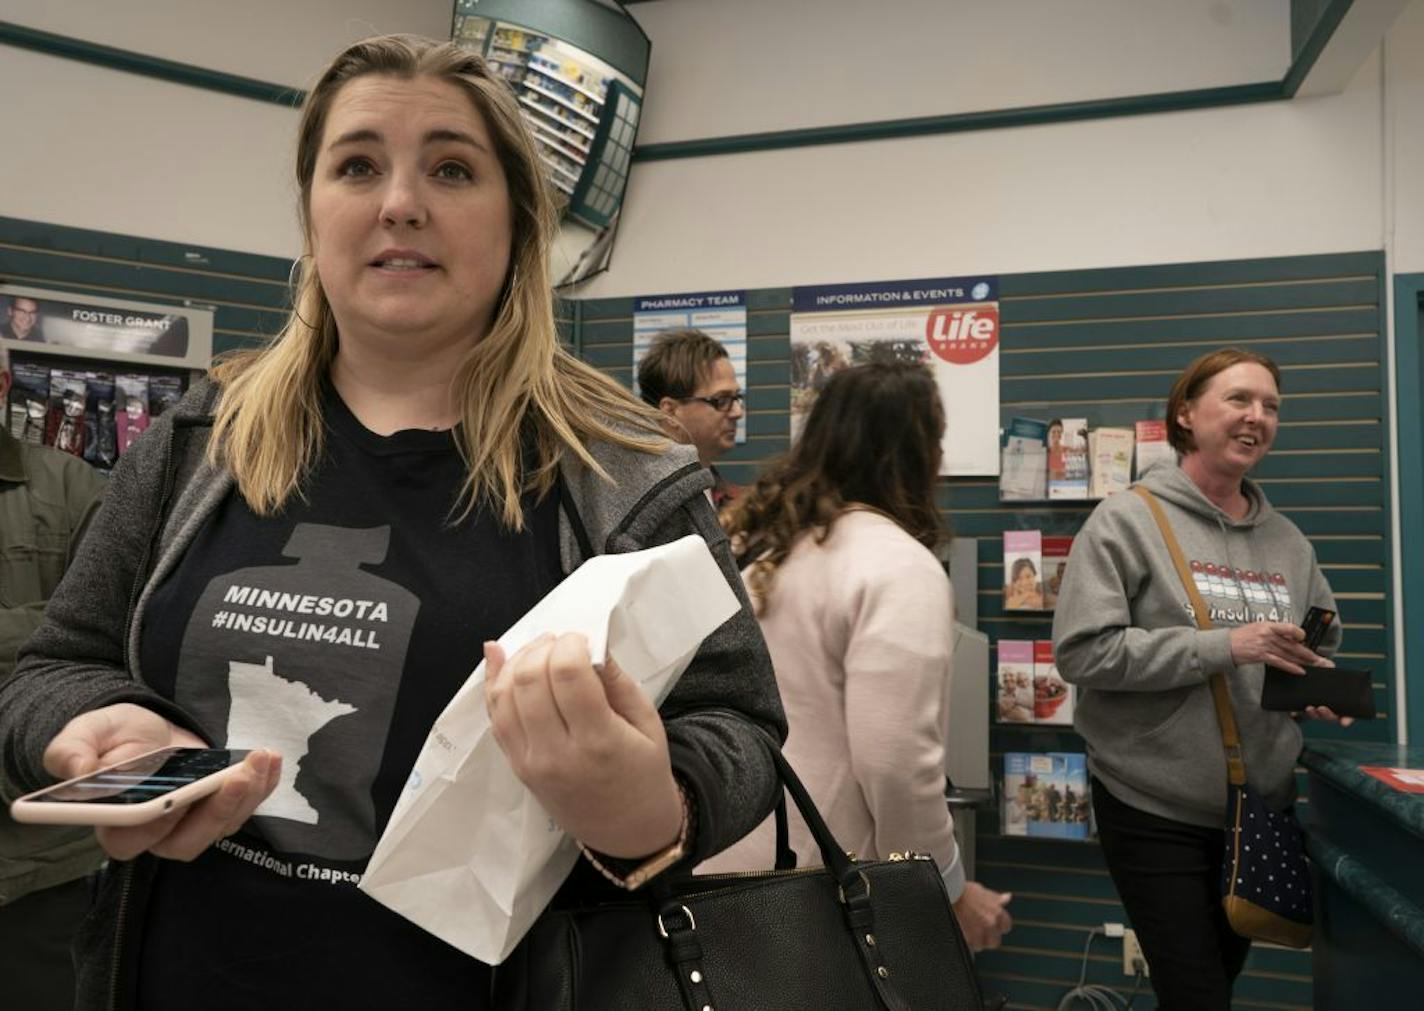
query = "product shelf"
xmin=518 ymin=97 xmax=597 ymax=140
xmin=522 ymin=80 xmax=601 ymax=123
xmin=526 ymin=61 xmax=606 ymax=103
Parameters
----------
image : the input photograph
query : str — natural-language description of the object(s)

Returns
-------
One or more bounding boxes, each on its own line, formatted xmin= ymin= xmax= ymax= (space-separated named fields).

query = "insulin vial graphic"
xmin=174 ymin=523 xmax=419 ymax=861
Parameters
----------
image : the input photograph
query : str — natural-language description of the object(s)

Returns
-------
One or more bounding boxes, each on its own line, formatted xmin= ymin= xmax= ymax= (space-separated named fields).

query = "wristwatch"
xmin=580 ymin=778 xmax=696 ymax=890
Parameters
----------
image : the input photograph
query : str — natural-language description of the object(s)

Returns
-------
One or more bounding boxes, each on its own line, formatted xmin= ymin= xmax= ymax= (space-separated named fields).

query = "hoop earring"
xmin=291 ymin=263 xmax=322 ymax=334
xmin=288 ymin=253 xmax=311 ymax=289
xmin=497 ymin=266 xmax=519 ymax=317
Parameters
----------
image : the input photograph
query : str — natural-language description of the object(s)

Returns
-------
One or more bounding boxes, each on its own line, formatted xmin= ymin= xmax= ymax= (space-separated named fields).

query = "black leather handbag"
xmin=493 ymin=728 xmax=984 ymax=1010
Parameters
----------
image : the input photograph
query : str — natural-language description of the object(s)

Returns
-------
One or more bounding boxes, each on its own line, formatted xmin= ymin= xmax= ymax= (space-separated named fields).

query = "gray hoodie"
xmin=1051 ymin=464 xmax=1341 ymax=828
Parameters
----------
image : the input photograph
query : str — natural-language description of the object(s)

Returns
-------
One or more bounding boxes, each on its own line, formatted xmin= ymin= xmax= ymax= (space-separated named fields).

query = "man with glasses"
xmin=637 ymin=329 xmax=745 ymax=507
xmin=2 ymin=297 xmax=42 ymax=343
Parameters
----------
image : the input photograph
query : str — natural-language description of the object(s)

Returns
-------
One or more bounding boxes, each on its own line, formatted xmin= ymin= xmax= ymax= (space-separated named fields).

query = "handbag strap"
xmin=1131 ymin=486 xmax=1247 ymax=786
xmin=772 ymin=792 xmax=796 ymax=870
xmin=656 ymin=711 xmax=915 ymax=1011
xmin=759 ymin=734 xmax=914 ymax=1011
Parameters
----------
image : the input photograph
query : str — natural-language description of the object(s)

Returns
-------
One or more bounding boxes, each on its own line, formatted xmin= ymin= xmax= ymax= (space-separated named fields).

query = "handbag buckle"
xmin=838 ymin=870 xmax=872 ymax=905
xmin=657 ymin=904 xmax=697 ymax=938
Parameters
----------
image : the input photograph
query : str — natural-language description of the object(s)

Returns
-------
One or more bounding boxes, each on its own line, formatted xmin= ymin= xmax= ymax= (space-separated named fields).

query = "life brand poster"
xmin=789 ymin=276 xmax=1000 ymax=475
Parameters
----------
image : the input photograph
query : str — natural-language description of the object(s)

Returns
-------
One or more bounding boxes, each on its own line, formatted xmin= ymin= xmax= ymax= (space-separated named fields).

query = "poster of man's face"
xmin=0 ymin=291 xmax=193 ymax=359
xmin=3 ymin=296 xmax=41 ymax=342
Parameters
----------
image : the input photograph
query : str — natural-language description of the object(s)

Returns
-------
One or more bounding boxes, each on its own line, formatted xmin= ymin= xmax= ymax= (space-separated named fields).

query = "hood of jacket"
xmin=1137 ymin=461 xmax=1277 ymax=530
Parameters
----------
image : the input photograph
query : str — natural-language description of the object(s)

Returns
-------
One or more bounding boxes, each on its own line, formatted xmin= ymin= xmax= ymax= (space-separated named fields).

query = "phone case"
xmin=1260 ymin=665 xmax=1375 ymax=719
xmin=8 ymin=747 xmax=246 ymax=827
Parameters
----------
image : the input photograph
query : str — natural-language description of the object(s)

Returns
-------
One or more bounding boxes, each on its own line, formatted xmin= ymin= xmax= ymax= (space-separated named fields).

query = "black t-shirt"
xmin=136 ymin=386 xmax=564 ymax=1008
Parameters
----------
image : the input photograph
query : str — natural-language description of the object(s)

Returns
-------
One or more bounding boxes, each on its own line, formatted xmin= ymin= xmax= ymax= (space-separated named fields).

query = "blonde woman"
xmin=0 ymin=36 xmax=783 ymax=1011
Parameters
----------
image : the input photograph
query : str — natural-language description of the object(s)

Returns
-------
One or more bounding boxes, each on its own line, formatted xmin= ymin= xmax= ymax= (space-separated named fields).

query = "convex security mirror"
xmin=452 ymin=0 xmax=649 ymax=287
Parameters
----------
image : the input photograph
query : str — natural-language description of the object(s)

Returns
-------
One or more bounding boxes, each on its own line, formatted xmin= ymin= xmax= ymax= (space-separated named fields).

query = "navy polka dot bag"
xmin=1133 ymin=486 xmax=1313 ymax=948
xmin=1221 ymin=779 xmax=1313 ymax=947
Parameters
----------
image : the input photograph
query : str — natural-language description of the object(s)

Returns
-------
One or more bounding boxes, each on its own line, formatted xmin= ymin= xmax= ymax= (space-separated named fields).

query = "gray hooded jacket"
xmin=0 ymin=379 xmax=786 ymax=1010
xmin=1051 ymin=464 xmax=1341 ymax=828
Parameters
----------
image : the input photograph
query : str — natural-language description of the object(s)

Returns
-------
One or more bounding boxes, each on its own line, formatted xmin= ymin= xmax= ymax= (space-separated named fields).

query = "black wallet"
xmin=1261 ymin=665 xmax=1375 ymax=719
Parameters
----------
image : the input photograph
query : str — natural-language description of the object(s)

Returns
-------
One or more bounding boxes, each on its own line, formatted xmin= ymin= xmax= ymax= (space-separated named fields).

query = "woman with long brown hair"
xmin=0 ymin=35 xmax=783 ymax=1010
xmin=704 ymin=361 xmax=1012 ymax=951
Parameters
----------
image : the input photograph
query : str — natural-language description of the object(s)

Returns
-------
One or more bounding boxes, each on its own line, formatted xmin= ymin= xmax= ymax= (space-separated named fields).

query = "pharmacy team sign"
xmin=632 ymin=290 xmax=748 ymax=444
xmin=789 ymin=275 xmax=1000 ymax=475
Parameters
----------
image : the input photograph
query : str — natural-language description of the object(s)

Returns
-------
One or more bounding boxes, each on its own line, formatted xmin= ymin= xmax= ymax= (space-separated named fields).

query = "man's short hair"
xmin=637 ymin=329 xmax=729 ymax=407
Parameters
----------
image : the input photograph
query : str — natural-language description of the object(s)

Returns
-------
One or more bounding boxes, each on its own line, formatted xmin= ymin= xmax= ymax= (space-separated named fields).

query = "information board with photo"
xmin=789 ymin=276 xmax=1000 ymax=475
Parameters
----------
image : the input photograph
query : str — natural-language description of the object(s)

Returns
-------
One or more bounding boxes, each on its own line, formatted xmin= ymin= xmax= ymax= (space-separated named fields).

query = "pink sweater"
xmin=701 ymin=510 xmax=964 ymax=898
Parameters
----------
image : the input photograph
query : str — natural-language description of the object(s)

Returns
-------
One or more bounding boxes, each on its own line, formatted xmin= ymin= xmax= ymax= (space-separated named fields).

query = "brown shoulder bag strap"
xmin=1130 ymin=485 xmax=1247 ymax=787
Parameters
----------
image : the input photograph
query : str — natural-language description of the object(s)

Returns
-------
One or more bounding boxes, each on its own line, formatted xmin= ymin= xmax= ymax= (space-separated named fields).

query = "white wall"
xmin=634 ymin=0 xmax=1291 ymax=144
xmin=584 ymin=71 xmax=1382 ymax=295
xmin=0 ymin=0 xmax=451 ymax=259
xmin=0 ymin=0 xmax=1416 ymax=283
xmin=1385 ymin=0 xmax=1424 ymax=274
xmin=572 ymin=0 xmax=1422 ymax=297
xmin=0 ymin=0 xmax=452 ymax=88
xmin=1 ymin=44 xmax=303 ymax=258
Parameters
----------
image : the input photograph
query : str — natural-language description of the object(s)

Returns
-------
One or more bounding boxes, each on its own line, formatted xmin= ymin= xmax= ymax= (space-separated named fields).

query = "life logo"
xmin=925 ymin=303 xmax=999 ymax=365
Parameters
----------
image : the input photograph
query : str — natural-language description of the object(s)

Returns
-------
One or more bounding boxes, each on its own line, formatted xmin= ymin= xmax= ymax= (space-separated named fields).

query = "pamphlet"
xmin=1033 ymin=640 xmax=1073 ymax=726
xmin=1003 ymin=416 xmax=1049 ymax=453
xmin=1088 ymin=427 xmax=1134 ymax=498
xmin=1134 ymin=419 xmax=1175 ymax=479
xmin=1003 ymin=752 xmax=1092 ymax=839
xmin=1003 ymin=531 xmax=1044 ymax=610
xmin=1041 ymin=537 xmax=1074 ymax=611
xmin=1027 ymin=753 xmax=1090 ymax=839
xmin=1002 ymin=753 xmax=1032 ymax=836
xmin=995 ymin=640 xmax=1035 ymax=724
xmin=1000 ymin=448 xmax=1048 ymax=500
xmin=1048 ymin=418 xmax=1089 ymax=499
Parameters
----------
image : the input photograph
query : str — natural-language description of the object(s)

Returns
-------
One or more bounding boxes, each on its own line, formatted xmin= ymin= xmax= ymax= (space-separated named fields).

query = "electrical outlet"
xmin=1122 ymin=928 xmax=1149 ymax=977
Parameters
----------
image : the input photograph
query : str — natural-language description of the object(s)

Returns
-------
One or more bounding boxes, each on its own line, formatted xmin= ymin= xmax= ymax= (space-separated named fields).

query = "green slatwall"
xmin=2 ymin=218 xmax=1390 ymax=1009
xmin=0 ymin=216 xmax=292 ymax=356
xmin=572 ymin=250 xmax=1392 ymax=1011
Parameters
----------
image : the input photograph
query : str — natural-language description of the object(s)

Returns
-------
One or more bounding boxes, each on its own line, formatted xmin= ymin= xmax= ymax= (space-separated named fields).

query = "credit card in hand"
xmin=1301 ymin=606 xmax=1336 ymax=651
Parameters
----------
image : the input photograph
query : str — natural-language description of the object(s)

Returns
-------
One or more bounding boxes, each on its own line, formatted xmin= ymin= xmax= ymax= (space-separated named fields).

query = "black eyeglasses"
xmin=679 ymin=392 xmax=744 ymax=413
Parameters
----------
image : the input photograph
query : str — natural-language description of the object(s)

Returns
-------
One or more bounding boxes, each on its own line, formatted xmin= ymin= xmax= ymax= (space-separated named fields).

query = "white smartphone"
xmin=10 ymin=746 xmax=252 ymax=827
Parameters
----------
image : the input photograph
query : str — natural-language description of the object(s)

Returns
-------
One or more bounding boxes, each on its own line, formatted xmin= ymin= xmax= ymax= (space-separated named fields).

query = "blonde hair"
xmin=209 ymin=34 xmax=663 ymax=527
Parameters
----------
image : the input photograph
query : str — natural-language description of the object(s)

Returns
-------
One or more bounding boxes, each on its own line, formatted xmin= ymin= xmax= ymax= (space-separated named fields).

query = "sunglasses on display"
xmin=679 ymin=392 xmax=744 ymax=413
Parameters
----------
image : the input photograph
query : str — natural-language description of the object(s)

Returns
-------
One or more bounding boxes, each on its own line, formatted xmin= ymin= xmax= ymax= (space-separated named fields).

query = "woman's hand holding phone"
xmin=43 ymin=703 xmax=282 ymax=862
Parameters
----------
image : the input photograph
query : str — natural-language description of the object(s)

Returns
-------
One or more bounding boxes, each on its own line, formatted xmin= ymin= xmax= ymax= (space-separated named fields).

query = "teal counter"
xmin=1301 ymin=742 xmax=1424 ymax=1009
